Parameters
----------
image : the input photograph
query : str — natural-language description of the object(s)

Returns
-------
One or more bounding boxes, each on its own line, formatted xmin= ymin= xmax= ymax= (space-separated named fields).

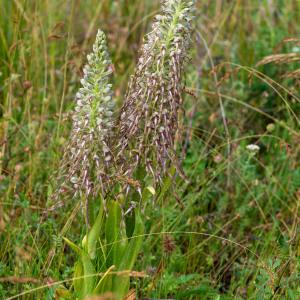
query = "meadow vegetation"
xmin=0 ymin=0 xmax=300 ymax=299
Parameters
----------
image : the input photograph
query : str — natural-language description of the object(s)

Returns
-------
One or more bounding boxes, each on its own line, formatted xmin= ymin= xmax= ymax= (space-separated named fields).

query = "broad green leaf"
xmin=73 ymin=261 xmax=84 ymax=298
xmin=63 ymin=237 xmax=96 ymax=298
xmin=105 ymin=201 xmax=122 ymax=268
xmin=81 ymin=252 xmax=96 ymax=298
xmin=113 ymin=210 xmax=144 ymax=298
xmin=87 ymin=203 xmax=104 ymax=259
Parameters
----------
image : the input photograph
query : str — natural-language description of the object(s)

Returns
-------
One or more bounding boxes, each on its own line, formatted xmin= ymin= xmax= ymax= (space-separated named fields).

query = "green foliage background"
xmin=0 ymin=0 xmax=299 ymax=299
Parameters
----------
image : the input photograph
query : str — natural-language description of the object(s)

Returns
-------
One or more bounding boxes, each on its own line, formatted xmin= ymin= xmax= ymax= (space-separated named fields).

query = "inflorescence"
xmin=53 ymin=0 xmax=195 ymax=211
xmin=55 ymin=30 xmax=115 ymax=208
xmin=117 ymin=0 xmax=195 ymax=186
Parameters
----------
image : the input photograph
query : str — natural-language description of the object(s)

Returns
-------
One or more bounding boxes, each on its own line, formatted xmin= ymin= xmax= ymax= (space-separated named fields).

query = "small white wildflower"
xmin=246 ymin=144 xmax=260 ymax=152
xmin=70 ymin=176 xmax=79 ymax=184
